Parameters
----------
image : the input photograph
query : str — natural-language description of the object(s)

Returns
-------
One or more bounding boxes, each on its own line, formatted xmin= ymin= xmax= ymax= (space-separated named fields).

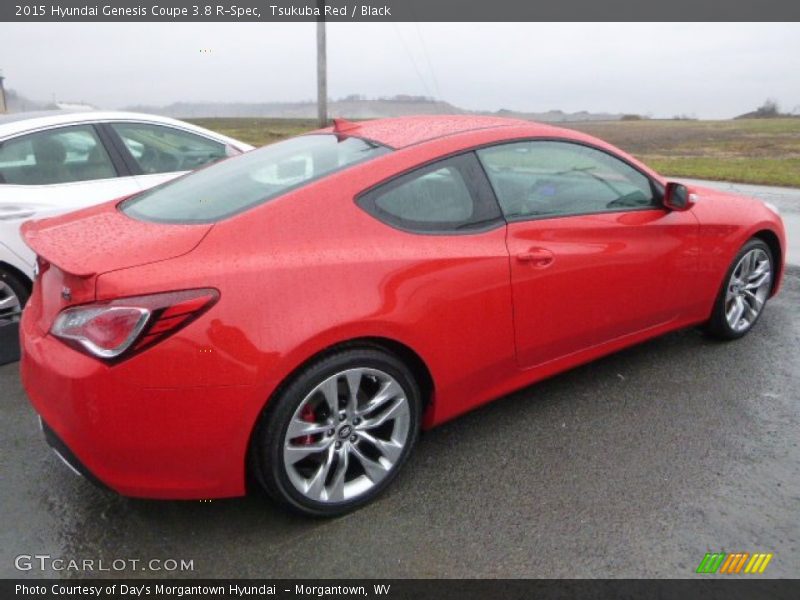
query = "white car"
xmin=0 ymin=111 xmax=254 ymax=324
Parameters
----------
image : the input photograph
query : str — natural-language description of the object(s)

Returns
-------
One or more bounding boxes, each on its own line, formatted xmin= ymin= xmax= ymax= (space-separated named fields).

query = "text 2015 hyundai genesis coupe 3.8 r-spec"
xmin=20 ymin=116 xmax=786 ymax=516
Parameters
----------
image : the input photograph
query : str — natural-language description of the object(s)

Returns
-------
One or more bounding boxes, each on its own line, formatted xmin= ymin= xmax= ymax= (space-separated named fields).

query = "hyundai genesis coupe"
xmin=20 ymin=116 xmax=785 ymax=516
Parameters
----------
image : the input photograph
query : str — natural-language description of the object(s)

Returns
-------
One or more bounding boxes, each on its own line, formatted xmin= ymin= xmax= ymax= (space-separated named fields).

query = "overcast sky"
xmin=1 ymin=22 xmax=798 ymax=118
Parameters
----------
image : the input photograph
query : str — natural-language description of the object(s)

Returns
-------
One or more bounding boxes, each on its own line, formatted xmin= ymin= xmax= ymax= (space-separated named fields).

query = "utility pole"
xmin=316 ymin=0 xmax=327 ymax=127
xmin=0 ymin=71 xmax=7 ymax=114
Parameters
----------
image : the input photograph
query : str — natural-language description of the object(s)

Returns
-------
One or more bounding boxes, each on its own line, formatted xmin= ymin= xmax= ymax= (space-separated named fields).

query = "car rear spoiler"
xmin=21 ymin=219 xmax=96 ymax=278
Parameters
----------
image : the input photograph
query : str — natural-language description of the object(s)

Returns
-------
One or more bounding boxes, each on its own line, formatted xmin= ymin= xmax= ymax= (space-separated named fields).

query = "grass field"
xmin=190 ymin=117 xmax=800 ymax=188
xmin=566 ymin=118 xmax=800 ymax=187
xmin=189 ymin=118 xmax=316 ymax=147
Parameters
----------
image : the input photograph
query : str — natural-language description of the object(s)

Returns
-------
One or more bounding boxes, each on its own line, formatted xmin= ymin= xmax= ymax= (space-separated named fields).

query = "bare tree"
xmin=756 ymin=98 xmax=780 ymax=117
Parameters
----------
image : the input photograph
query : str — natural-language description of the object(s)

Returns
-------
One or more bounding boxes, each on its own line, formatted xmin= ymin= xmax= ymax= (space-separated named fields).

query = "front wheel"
xmin=706 ymin=239 xmax=774 ymax=340
xmin=251 ymin=347 xmax=421 ymax=517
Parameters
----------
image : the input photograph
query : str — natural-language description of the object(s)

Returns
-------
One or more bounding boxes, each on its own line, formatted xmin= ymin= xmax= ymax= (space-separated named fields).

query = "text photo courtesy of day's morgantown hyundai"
xmin=1 ymin=1 xmax=799 ymax=597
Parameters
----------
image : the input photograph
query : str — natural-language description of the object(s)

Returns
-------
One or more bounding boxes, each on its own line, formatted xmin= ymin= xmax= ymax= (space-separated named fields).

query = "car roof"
xmin=320 ymin=114 xmax=571 ymax=149
xmin=0 ymin=110 xmax=176 ymax=135
xmin=0 ymin=110 xmax=253 ymax=149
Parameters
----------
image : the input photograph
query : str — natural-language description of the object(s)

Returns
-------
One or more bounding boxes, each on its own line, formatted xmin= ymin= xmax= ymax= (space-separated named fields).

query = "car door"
xmin=0 ymin=123 xmax=138 ymax=268
xmin=103 ymin=122 xmax=231 ymax=192
xmin=476 ymin=140 xmax=699 ymax=368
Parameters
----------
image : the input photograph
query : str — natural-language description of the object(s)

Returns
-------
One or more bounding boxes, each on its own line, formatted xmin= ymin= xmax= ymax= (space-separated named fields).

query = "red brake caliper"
xmin=298 ymin=404 xmax=316 ymax=445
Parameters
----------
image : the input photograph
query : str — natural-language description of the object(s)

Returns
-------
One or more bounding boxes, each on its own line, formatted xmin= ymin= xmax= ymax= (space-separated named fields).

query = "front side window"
xmin=0 ymin=125 xmax=116 ymax=185
xmin=110 ymin=123 xmax=228 ymax=175
xmin=122 ymin=134 xmax=390 ymax=223
xmin=357 ymin=153 xmax=502 ymax=233
xmin=476 ymin=141 xmax=657 ymax=220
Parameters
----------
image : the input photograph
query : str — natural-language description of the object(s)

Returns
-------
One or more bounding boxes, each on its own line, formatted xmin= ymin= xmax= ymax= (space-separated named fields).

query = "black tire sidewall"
xmin=709 ymin=239 xmax=773 ymax=340
xmin=252 ymin=347 xmax=421 ymax=517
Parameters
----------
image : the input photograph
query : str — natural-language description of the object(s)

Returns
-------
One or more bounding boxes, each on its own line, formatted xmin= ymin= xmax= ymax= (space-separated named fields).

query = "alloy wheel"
xmin=0 ymin=280 xmax=23 ymax=325
xmin=725 ymin=248 xmax=772 ymax=333
xmin=282 ymin=367 xmax=411 ymax=504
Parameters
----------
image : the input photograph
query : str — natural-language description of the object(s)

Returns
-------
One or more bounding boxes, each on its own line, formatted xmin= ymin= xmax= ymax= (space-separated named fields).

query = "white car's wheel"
xmin=0 ymin=268 xmax=29 ymax=325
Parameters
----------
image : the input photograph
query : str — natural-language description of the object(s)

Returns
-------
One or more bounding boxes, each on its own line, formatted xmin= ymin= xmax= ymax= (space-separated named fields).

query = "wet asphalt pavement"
xmin=2 ymin=270 xmax=798 ymax=579
xmin=1 ymin=181 xmax=798 ymax=580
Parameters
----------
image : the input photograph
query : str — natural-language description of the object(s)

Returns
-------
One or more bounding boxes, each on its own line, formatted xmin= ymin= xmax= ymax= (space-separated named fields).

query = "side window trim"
xmin=99 ymin=122 xmax=145 ymax=176
xmin=475 ymin=137 xmax=665 ymax=223
xmin=93 ymin=123 xmax=131 ymax=177
xmin=355 ymin=152 xmax=504 ymax=236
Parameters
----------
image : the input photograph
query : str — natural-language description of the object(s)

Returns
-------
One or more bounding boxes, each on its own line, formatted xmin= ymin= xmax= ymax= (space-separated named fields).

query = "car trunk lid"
xmin=22 ymin=200 xmax=212 ymax=332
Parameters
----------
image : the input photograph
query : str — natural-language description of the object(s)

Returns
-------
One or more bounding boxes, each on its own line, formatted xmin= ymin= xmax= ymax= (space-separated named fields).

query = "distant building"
xmin=55 ymin=102 xmax=95 ymax=111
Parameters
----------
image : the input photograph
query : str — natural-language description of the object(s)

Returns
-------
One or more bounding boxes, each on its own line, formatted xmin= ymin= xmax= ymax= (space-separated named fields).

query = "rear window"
xmin=121 ymin=134 xmax=390 ymax=223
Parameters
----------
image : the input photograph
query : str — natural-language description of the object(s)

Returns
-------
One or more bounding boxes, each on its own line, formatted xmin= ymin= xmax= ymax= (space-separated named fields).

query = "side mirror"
xmin=663 ymin=182 xmax=695 ymax=211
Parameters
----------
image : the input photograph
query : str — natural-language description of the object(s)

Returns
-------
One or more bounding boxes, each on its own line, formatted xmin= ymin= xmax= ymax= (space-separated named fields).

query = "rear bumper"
xmin=40 ymin=417 xmax=110 ymax=490
xmin=20 ymin=309 xmax=259 ymax=500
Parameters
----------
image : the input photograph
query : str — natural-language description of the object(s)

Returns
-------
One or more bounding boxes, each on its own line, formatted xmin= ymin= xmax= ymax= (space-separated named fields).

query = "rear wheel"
xmin=706 ymin=239 xmax=774 ymax=340
xmin=0 ymin=267 xmax=29 ymax=325
xmin=251 ymin=347 xmax=421 ymax=516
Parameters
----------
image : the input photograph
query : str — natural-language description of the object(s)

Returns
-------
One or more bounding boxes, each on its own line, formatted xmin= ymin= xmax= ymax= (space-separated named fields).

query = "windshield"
xmin=121 ymin=134 xmax=390 ymax=223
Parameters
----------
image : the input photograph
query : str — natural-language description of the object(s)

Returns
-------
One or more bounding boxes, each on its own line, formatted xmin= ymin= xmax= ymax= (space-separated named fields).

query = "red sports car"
xmin=20 ymin=116 xmax=786 ymax=516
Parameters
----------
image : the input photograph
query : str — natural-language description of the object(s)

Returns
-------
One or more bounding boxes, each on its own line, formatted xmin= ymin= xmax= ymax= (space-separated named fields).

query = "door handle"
xmin=516 ymin=247 xmax=555 ymax=268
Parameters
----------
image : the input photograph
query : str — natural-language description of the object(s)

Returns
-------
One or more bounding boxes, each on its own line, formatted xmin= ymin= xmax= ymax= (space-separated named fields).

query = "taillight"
xmin=52 ymin=306 xmax=150 ymax=358
xmin=51 ymin=289 xmax=219 ymax=361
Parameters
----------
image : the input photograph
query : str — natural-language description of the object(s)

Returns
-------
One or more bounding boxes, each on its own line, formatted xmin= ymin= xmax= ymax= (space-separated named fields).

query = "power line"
xmin=391 ymin=23 xmax=434 ymax=101
xmin=413 ymin=23 xmax=442 ymax=103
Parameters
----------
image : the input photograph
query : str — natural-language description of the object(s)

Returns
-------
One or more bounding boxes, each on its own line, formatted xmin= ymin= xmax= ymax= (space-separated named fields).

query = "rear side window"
xmin=0 ymin=125 xmax=116 ymax=185
xmin=122 ymin=134 xmax=390 ymax=223
xmin=110 ymin=123 xmax=227 ymax=174
xmin=357 ymin=153 xmax=502 ymax=233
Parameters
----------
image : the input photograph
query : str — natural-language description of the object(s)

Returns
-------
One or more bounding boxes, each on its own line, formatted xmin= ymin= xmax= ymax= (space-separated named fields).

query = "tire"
xmin=706 ymin=238 xmax=774 ymax=340
xmin=250 ymin=347 xmax=421 ymax=517
xmin=0 ymin=267 xmax=30 ymax=325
